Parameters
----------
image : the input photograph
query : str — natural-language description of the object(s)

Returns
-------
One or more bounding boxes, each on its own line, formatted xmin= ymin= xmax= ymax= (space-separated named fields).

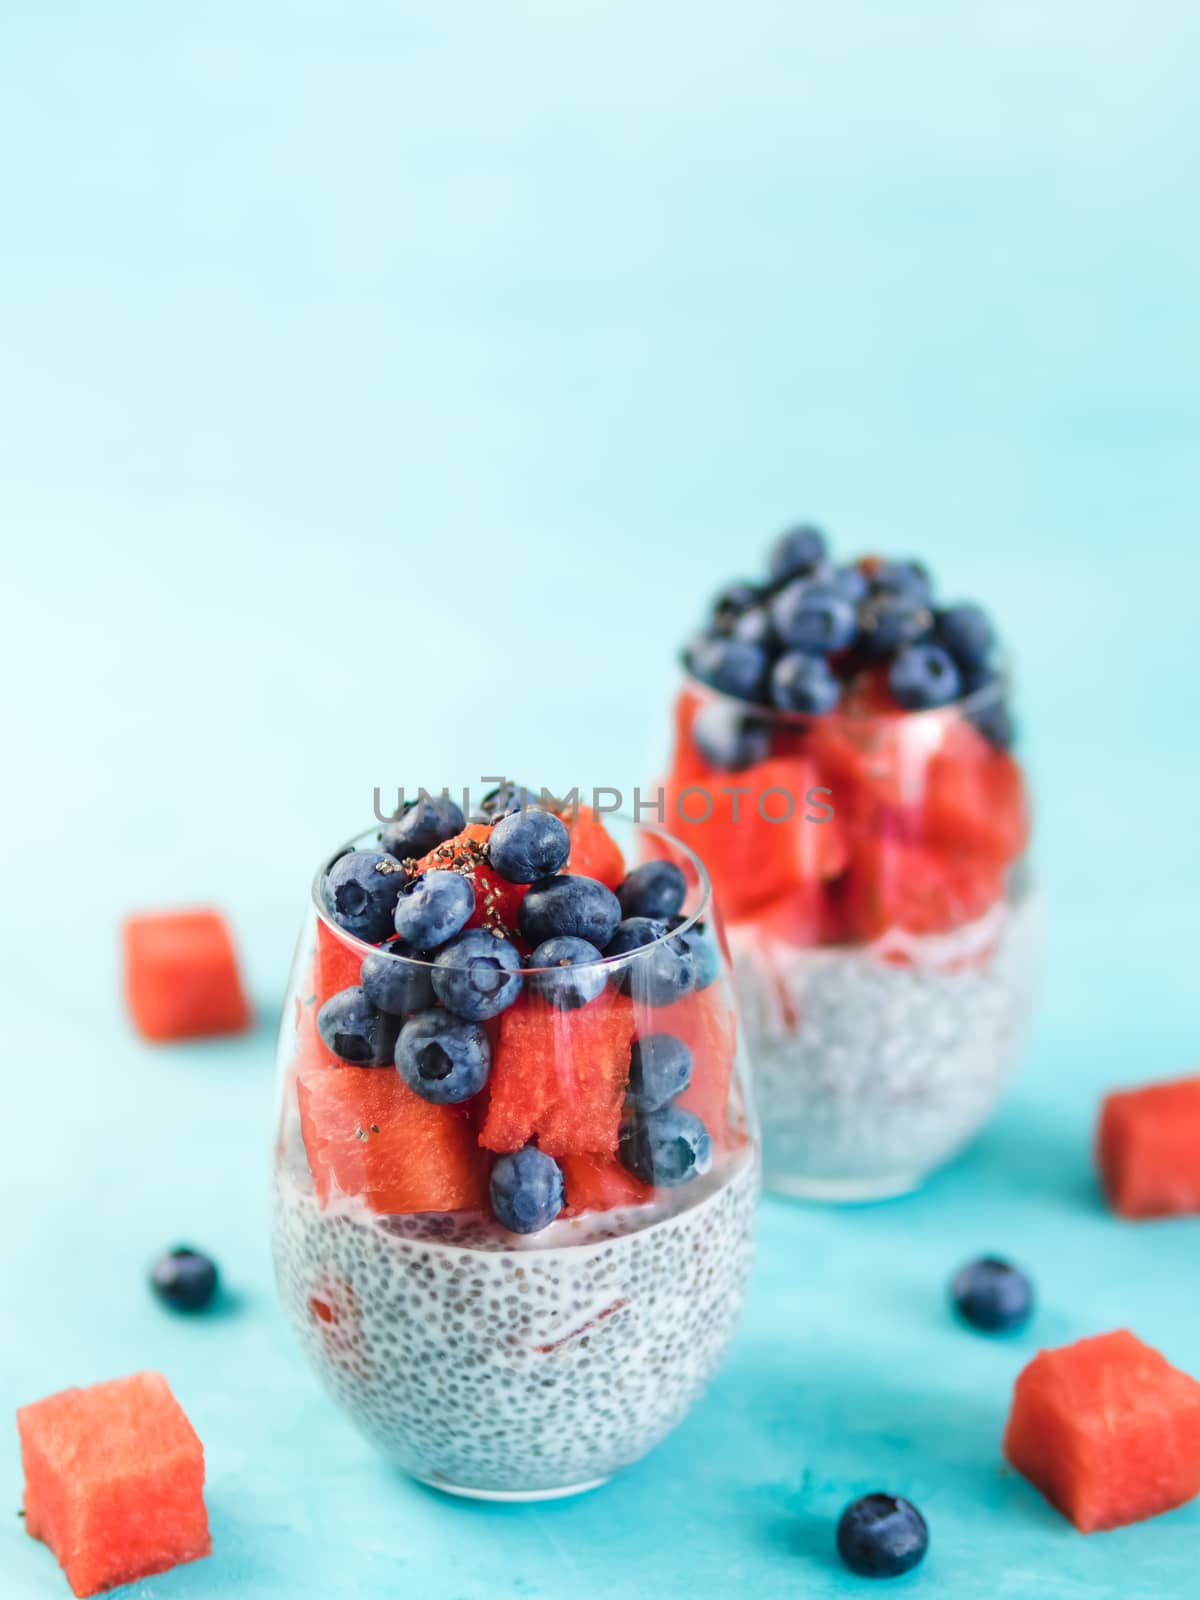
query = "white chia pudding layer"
xmin=730 ymin=887 xmax=1041 ymax=1197
xmin=271 ymin=1145 xmax=759 ymax=1496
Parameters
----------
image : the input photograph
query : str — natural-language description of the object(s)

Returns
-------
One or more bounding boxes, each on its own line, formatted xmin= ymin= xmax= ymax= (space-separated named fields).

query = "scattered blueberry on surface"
xmin=392 ymin=869 xmax=475 ymax=949
xmin=888 ymin=643 xmax=962 ymax=710
xmin=360 ymin=948 xmax=435 ymax=1016
xmin=488 ymin=807 xmax=571 ymax=884
xmin=855 ymin=592 xmax=932 ymax=660
xmin=529 ymin=936 xmax=607 ymax=1010
xmin=150 ymin=1247 xmax=219 ymax=1312
xmin=317 ymin=986 xmax=398 ymax=1065
xmin=395 ymin=1011 xmax=491 ymax=1104
xmin=617 ymin=860 xmax=688 ymax=922
xmin=431 ymin=929 xmax=524 ymax=1021
xmin=770 ymin=651 xmax=842 ymax=714
xmin=619 ymin=1107 xmax=713 ymax=1186
xmin=691 ymin=700 xmax=771 ymax=770
xmin=687 ymin=635 xmax=768 ymax=701
xmin=836 ymin=1494 xmax=929 ymax=1579
xmin=771 ymin=581 xmax=857 ymax=655
xmin=934 ymin=602 xmax=995 ymax=672
xmin=950 ymin=1256 xmax=1034 ymax=1333
xmin=519 ymin=874 xmax=622 ymax=949
xmin=381 ymin=794 xmax=465 ymax=860
xmin=323 ymin=850 xmax=408 ymax=943
xmin=490 ymin=1147 xmax=565 ymax=1234
xmin=768 ymin=523 xmax=828 ymax=582
xmin=628 ymin=1033 xmax=694 ymax=1111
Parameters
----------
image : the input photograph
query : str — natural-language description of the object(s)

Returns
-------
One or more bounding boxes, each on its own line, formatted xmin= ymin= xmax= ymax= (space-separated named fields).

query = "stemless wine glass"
xmin=271 ymin=809 xmax=759 ymax=1500
xmin=659 ymin=673 xmax=1040 ymax=1200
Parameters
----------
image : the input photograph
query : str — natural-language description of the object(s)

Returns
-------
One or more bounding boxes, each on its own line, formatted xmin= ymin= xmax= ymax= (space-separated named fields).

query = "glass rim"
xmin=681 ymin=662 xmax=1010 ymax=729
xmin=310 ymin=811 xmax=714 ymax=975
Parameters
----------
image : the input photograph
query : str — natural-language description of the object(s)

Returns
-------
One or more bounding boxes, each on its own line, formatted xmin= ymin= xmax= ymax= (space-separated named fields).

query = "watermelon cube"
xmin=562 ymin=804 xmax=626 ymax=890
xmin=17 ymin=1370 xmax=210 ymax=1597
xmin=1004 ymin=1330 xmax=1200 ymax=1531
xmin=1097 ymin=1076 xmax=1200 ymax=1219
xmin=297 ymin=1060 xmax=487 ymax=1214
xmin=481 ymin=987 xmax=635 ymax=1157
xmin=560 ymin=1152 xmax=653 ymax=1214
xmin=123 ymin=908 xmax=251 ymax=1041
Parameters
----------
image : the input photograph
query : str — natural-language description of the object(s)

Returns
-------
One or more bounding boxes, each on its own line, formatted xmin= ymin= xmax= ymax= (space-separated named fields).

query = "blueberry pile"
xmin=317 ymin=793 xmax=720 ymax=1233
xmin=684 ymin=523 xmax=1013 ymax=748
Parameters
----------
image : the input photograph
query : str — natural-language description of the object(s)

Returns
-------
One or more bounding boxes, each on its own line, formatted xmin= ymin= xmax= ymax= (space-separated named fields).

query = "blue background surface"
xmin=2 ymin=4 xmax=1199 ymax=1595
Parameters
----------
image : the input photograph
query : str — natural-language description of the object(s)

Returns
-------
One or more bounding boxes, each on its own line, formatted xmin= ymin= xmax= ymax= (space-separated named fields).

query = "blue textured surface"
xmin=2 ymin=5 xmax=1199 ymax=1596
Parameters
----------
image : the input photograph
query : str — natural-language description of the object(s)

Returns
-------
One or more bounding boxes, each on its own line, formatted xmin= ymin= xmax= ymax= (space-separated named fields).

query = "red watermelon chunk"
xmin=315 ymin=915 xmax=364 ymax=996
xmin=1097 ymin=1076 xmax=1200 ymax=1219
xmin=1004 ymin=1330 xmax=1200 ymax=1531
xmin=561 ymin=1152 xmax=653 ymax=1214
xmin=123 ymin=908 xmax=250 ymax=1041
xmin=840 ymin=836 xmax=1003 ymax=940
xmin=297 ymin=1061 xmax=487 ymax=1213
xmin=416 ymin=823 xmax=528 ymax=940
xmin=643 ymin=984 xmax=741 ymax=1147
xmin=481 ymin=987 xmax=635 ymax=1157
xmin=562 ymin=804 xmax=626 ymax=890
xmin=18 ymin=1371 xmax=210 ymax=1597
xmin=923 ymin=722 xmax=1029 ymax=865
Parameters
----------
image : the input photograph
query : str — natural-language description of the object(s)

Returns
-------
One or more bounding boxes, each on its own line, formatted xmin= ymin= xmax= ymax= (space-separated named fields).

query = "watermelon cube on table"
xmin=123 ymin=908 xmax=251 ymax=1041
xmin=1097 ymin=1075 xmax=1200 ymax=1219
xmin=17 ymin=1370 xmax=211 ymax=1597
xmin=1004 ymin=1330 xmax=1200 ymax=1532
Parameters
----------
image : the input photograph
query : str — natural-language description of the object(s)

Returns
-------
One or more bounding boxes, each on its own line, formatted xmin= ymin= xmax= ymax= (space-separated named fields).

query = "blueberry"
xmin=830 ymin=564 xmax=869 ymax=606
xmin=519 ymin=874 xmax=622 ymax=949
xmin=855 ymin=592 xmax=932 ymax=660
xmin=691 ymin=700 xmax=771 ymax=771
xmin=668 ymin=915 xmax=721 ymax=990
xmin=771 ymin=581 xmax=857 ymax=655
xmin=617 ymin=861 xmax=687 ymax=922
xmin=381 ymin=794 xmax=465 ymax=860
xmin=605 ymin=918 xmax=695 ymax=1005
xmin=934 ymin=602 xmax=995 ymax=671
xmin=392 ymin=869 xmax=475 ymax=949
xmin=619 ymin=1107 xmax=712 ymax=1186
xmin=711 ymin=580 xmax=762 ymax=632
xmin=729 ymin=604 xmax=777 ymax=652
xmin=317 ymin=985 xmax=398 ymax=1065
xmin=490 ymin=1147 xmax=565 ymax=1234
xmin=769 ymin=651 xmax=842 ymax=714
xmin=836 ymin=1494 xmax=929 ymax=1579
xmin=950 ymin=1256 xmax=1033 ymax=1333
xmin=395 ymin=1011 xmax=490 ymax=1104
xmin=768 ymin=523 xmax=827 ymax=582
xmin=971 ymin=695 xmax=1017 ymax=750
xmin=889 ymin=643 xmax=962 ymax=710
xmin=628 ymin=1034 xmax=694 ymax=1110
xmin=488 ymin=807 xmax=571 ymax=884
xmin=869 ymin=559 xmax=933 ymax=605
xmin=149 ymin=1247 xmax=218 ymax=1312
xmin=686 ymin=635 xmax=768 ymax=702
xmin=432 ymin=929 xmax=524 ymax=1020
xmin=473 ymin=782 xmax=544 ymax=821
xmin=529 ymin=936 xmax=606 ymax=1010
xmin=360 ymin=948 xmax=435 ymax=1016
xmin=323 ymin=850 xmax=408 ymax=943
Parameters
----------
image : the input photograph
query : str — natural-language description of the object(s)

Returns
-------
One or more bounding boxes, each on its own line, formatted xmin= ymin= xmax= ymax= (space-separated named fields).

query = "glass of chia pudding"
xmin=660 ymin=526 xmax=1040 ymax=1201
xmin=271 ymin=788 xmax=760 ymax=1500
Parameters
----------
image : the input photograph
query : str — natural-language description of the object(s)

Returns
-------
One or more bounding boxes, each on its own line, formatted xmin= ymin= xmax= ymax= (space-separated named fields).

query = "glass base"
xmin=766 ymin=1171 xmax=921 ymax=1203
xmin=414 ymin=1475 xmax=610 ymax=1503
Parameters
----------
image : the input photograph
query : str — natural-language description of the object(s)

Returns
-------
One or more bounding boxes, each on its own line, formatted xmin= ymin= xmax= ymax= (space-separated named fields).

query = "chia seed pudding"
xmin=730 ymin=885 xmax=1041 ymax=1198
xmin=271 ymin=1135 xmax=758 ymax=1497
xmin=273 ymin=802 xmax=760 ymax=1496
xmin=662 ymin=528 xmax=1038 ymax=1197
